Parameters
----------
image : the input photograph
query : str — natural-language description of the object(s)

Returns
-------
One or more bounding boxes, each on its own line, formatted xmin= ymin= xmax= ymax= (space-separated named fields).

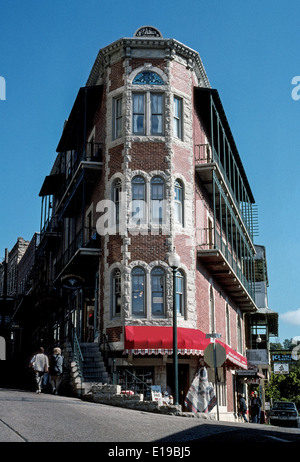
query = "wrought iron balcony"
xmin=54 ymin=227 xmax=101 ymax=281
xmin=194 ymin=143 xmax=257 ymax=242
xmin=56 ymin=142 xmax=103 ymax=216
xmin=196 ymin=226 xmax=257 ymax=312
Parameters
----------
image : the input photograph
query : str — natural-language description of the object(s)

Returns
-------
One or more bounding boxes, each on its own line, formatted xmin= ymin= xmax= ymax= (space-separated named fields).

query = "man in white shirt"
xmin=30 ymin=347 xmax=49 ymax=393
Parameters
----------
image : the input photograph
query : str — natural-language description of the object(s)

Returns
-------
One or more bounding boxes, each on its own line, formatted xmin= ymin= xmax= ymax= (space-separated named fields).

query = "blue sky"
xmin=0 ymin=0 xmax=300 ymax=344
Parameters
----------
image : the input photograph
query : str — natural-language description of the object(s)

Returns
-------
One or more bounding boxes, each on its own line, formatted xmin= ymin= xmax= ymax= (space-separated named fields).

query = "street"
xmin=1 ymin=388 xmax=300 ymax=450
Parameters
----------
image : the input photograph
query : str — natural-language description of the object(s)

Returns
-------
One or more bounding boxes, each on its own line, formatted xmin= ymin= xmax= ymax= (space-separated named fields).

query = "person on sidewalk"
xmin=49 ymin=347 xmax=64 ymax=395
xmin=250 ymin=391 xmax=262 ymax=423
xmin=30 ymin=347 xmax=49 ymax=393
xmin=238 ymin=394 xmax=248 ymax=422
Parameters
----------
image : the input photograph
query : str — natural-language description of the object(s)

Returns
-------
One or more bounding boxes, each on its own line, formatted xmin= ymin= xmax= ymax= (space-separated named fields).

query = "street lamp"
xmin=168 ymin=249 xmax=181 ymax=406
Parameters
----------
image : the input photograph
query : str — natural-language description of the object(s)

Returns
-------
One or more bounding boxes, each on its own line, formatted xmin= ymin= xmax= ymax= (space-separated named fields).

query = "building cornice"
xmin=86 ymin=37 xmax=210 ymax=88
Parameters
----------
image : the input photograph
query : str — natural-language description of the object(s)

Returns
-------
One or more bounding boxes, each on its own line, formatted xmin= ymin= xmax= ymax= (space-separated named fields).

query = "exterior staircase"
xmin=70 ymin=342 xmax=110 ymax=396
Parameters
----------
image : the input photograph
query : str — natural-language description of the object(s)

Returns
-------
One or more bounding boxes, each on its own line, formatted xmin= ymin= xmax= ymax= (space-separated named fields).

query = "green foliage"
xmin=266 ymin=338 xmax=300 ymax=408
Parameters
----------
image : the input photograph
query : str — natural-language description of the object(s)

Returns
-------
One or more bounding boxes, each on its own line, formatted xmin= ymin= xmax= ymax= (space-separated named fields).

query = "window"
xmin=132 ymin=94 xmax=145 ymax=134
xmin=132 ymin=93 xmax=164 ymax=135
xmin=174 ymin=180 xmax=183 ymax=224
xmin=132 ymin=71 xmax=165 ymax=136
xmin=112 ymin=269 xmax=121 ymax=317
xmin=151 ymin=176 xmax=164 ymax=224
xmin=132 ymin=267 xmax=146 ymax=316
xmin=237 ymin=314 xmax=243 ymax=353
xmin=151 ymin=94 xmax=163 ymax=135
xmin=113 ymin=96 xmax=122 ymax=139
xmin=151 ymin=267 xmax=165 ymax=316
xmin=175 ymin=270 xmax=185 ymax=315
xmin=112 ymin=178 xmax=122 ymax=225
xmin=132 ymin=176 xmax=146 ymax=224
xmin=173 ymin=96 xmax=183 ymax=139
xmin=209 ymin=286 xmax=215 ymax=333
xmin=133 ymin=71 xmax=164 ymax=85
xmin=226 ymin=303 xmax=231 ymax=345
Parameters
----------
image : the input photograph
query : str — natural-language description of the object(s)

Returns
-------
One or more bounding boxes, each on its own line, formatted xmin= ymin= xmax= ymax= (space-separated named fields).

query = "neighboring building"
xmin=6 ymin=26 xmax=277 ymax=419
xmin=0 ymin=237 xmax=29 ymax=355
xmin=242 ymin=244 xmax=278 ymax=411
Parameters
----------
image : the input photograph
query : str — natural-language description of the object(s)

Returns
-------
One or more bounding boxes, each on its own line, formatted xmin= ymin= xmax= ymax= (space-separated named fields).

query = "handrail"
xmin=73 ymin=328 xmax=84 ymax=391
xmin=115 ymin=368 xmax=153 ymax=399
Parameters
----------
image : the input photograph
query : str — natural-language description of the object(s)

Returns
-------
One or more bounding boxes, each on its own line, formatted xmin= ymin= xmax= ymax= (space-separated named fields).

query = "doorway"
xmin=167 ymin=363 xmax=190 ymax=409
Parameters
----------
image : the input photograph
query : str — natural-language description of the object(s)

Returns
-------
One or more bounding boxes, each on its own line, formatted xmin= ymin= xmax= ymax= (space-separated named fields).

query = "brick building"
xmin=11 ymin=26 xmax=275 ymax=418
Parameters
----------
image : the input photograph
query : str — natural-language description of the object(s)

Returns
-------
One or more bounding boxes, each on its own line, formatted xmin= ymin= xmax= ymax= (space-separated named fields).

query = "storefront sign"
xmin=274 ymin=363 xmax=289 ymax=374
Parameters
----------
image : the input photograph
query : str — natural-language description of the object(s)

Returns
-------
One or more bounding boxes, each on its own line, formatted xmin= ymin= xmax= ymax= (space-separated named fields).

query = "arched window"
xmin=151 ymin=267 xmax=165 ymax=316
xmin=112 ymin=269 xmax=121 ymax=317
xmin=132 ymin=71 xmax=165 ymax=136
xmin=151 ymin=176 xmax=164 ymax=224
xmin=131 ymin=176 xmax=146 ymax=224
xmin=174 ymin=180 xmax=184 ymax=225
xmin=175 ymin=270 xmax=185 ymax=316
xmin=133 ymin=71 xmax=165 ymax=85
xmin=132 ymin=267 xmax=146 ymax=316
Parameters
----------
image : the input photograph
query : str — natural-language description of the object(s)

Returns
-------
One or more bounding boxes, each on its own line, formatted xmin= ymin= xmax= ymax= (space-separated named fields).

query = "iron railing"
xmin=54 ymin=227 xmax=100 ymax=278
xmin=114 ymin=368 xmax=153 ymax=400
xmin=197 ymin=226 xmax=255 ymax=300
xmin=194 ymin=142 xmax=255 ymax=240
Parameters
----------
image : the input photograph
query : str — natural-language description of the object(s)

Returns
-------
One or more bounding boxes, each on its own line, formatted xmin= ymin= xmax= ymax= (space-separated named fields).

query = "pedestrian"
xmin=238 ymin=394 xmax=248 ymax=422
xmin=250 ymin=391 xmax=262 ymax=423
xmin=29 ymin=347 xmax=49 ymax=393
xmin=49 ymin=347 xmax=64 ymax=395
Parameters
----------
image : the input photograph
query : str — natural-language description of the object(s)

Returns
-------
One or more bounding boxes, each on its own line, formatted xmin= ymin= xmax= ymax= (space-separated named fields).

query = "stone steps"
xmin=80 ymin=343 xmax=110 ymax=386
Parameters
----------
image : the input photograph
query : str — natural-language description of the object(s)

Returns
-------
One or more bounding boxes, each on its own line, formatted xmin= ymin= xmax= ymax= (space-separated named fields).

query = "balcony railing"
xmin=195 ymin=143 xmax=256 ymax=240
xmin=64 ymin=141 xmax=103 ymax=188
xmin=54 ymin=227 xmax=100 ymax=278
xmin=55 ymin=142 xmax=103 ymax=211
xmin=197 ymin=226 xmax=255 ymax=302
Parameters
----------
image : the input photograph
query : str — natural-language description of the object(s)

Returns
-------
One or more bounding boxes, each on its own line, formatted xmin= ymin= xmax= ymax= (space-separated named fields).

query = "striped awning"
xmin=124 ymin=325 xmax=247 ymax=369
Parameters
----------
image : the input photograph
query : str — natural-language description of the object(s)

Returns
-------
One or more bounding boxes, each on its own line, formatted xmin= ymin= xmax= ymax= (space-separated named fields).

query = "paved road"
xmin=1 ymin=388 xmax=300 ymax=448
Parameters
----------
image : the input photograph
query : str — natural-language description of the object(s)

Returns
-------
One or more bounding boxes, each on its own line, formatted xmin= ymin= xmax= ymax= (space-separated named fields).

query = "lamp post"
xmin=168 ymin=249 xmax=181 ymax=406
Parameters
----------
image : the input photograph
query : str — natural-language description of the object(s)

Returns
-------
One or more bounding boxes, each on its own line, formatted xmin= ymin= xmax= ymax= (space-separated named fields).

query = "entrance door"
xmin=167 ymin=363 xmax=189 ymax=409
xmin=84 ymin=302 xmax=95 ymax=342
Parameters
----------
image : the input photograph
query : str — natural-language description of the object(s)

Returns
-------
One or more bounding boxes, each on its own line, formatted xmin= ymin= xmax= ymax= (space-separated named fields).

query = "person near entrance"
xmin=250 ymin=391 xmax=262 ymax=423
xmin=238 ymin=394 xmax=248 ymax=422
xmin=49 ymin=347 xmax=64 ymax=395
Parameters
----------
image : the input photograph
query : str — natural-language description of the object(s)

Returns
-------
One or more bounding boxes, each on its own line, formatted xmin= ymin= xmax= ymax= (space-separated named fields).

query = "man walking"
xmin=30 ymin=347 xmax=49 ymax=393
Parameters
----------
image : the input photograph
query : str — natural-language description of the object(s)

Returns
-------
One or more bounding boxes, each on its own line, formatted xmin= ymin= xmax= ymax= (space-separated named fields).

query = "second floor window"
xmin=175 ymin=270 xmax=185 ymax=316
xmin=151 ymin=267 xmax=165 ymax=316
xmin=132 ymin=267 xmax=146 ymax=316
xmin=174 ymin=180 xmax=183 ymax=225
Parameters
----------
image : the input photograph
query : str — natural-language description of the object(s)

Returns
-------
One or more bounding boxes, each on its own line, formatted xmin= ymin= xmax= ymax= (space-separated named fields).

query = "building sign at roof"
xmin=134 ymin=26 xmax=162 ymax=38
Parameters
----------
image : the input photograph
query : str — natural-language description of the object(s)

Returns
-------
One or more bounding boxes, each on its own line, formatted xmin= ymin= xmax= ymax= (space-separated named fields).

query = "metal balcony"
xmin=54 ymin=227 xmax=101 ymax=283
xmin=196 ymin=227 xmax=257 ymax=312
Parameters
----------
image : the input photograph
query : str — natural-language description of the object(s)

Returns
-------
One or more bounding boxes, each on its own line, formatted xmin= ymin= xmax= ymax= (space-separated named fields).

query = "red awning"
xmin=124 ymin=326 xmax=247 ymax=369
